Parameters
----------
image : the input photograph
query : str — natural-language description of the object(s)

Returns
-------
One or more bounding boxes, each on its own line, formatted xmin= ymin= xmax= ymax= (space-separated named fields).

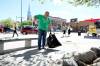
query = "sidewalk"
xmin=0 ymin=32 xmax=100 ymax=66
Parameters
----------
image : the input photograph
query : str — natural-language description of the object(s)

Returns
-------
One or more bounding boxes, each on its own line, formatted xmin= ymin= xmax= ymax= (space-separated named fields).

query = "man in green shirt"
xmin=34 ymin=11 xmax=51 ymax=50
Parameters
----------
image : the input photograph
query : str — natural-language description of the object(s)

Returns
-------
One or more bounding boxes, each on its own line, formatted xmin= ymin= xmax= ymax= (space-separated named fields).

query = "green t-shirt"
xmin=35 ymin=15 xmax=51 ymax=31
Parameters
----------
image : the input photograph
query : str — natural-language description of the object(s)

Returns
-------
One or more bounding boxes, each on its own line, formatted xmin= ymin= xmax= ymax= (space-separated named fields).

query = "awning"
xmin=80 ymin=18 xmax=100 ymax=23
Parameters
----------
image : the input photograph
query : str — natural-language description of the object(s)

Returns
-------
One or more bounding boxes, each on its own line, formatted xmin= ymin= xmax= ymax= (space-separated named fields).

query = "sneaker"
xmin=42 ymin=47 xmax=46 ymax=49
xmin=38 ymin=48 xmax=41 ymax=50
xmin=39 ymin=49 xmax=46 ymax=52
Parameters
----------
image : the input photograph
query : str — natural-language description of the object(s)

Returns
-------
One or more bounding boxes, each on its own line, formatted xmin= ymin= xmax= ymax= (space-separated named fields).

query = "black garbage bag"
xmin=91 ymin=47 xmax=100 ymax=57
xmin=62 ymin=57 xmax=78 ymax=66
xmin=47 ymin=33 xmax=62 ymax=48
xmin=74 ymin=50 xmax=97 ymax=65
xmin=75 ymin=60 xmax=87 ymax=66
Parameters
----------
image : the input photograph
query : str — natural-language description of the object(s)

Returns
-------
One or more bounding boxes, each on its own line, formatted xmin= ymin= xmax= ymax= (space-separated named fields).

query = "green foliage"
xmin=32 ymin=0 xmax=64 ymax=4
xmin=0 ymin=18 xmax=13 ymax=28
xmin=19 ymin=20 xmax=32 ymax=27
xmin=69 ymin=0 xmax=100 ymax=7
xmin=33 ymin=0 xmax=100 ymax=7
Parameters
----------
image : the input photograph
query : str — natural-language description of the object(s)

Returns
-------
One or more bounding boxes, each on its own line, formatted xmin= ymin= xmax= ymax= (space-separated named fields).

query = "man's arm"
xmin=34 ymin=15 xmax=42 ymax=19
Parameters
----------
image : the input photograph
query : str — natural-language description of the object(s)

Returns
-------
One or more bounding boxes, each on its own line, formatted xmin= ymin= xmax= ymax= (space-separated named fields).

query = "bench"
xmin=0 ymin=37 xmax=38 ymax=54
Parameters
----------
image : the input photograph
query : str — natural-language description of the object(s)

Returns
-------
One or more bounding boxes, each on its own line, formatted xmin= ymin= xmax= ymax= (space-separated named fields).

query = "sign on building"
xmin=70 ymin=18 xmax=78 ymax=22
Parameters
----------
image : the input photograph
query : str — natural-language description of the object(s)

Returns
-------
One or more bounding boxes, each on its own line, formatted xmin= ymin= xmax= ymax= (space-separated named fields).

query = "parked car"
xmin=0 ymin=27 xmax=3 ymax=33
xmin=21 ymin=26 xmax=38 ymax=34
xmin=3 ymin=27 xmax=13 ymax=33
xmin=0 ymin=25 xmax=4 ymax=33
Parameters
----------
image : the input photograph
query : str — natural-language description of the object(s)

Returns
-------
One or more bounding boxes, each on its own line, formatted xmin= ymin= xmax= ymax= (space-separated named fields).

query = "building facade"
xmin=51 ymin=17 xmax=67 ymax=31
xmin=67 ymin=18 xmax=100 ymax=32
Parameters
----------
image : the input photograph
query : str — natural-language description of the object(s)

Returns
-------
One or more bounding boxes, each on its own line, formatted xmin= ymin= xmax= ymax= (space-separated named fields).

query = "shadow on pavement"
xmin=84 ymin=36 xmax=100 ymax=39
xmin=41 ymin=48 xmax=59 ymax=55
xmin=12 ymin=48 xmax=59 ymax=61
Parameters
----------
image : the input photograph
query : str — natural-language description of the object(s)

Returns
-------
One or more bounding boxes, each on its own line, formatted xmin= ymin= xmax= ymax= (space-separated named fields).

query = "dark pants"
xmin=38 ymin=29 xmax=47 ymax=49
xmin=12 ymin=30 xmax=18 ymax=37
xmin=68 ymin=29 xmax=71 ymax=35
xmin=63 ymin=30 xmax=66 ymax=34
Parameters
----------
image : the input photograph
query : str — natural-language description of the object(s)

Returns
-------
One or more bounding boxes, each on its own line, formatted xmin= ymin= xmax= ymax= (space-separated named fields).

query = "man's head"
xmin=44 ymin=11 xmax=49 ymax=17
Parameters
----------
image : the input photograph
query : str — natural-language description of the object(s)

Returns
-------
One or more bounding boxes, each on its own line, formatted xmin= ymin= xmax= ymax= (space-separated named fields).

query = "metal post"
xmin=25 ymin=39 xmax=31 ymax=48
xmin=0 ymin=41 xmax=4 ymax=54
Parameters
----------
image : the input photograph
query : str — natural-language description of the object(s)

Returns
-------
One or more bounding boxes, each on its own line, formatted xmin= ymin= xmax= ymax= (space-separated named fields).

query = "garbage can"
xmin=92 ymin=33 xmax=97 ymax=37
xmin=78 ymin=31 xmax=81 ymax=36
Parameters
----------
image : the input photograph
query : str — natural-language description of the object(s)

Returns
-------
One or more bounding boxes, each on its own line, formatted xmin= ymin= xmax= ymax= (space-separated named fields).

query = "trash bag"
xmin=62 ymin=57 xmax=78 ymax=66
xmin=90 ymin=58 xmax=100 ymax=66
xmin=93 ymin=58 xmax=100 ymax=63
xmin=88 ymin=62 xmax=100 ymax=66
xmin=47 ymin=33 xmax=61 ymax=48
xmin=74 ymin=50 xmax=97 ymax=64
xmin=91 ymin=47 xmax=100 ymax=57
xmin=75 ymin=60 xmax=87 ymax=66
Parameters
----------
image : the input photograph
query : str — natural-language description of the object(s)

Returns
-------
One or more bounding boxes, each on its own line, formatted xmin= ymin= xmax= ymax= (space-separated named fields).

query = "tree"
xmin=18 ymin=20 xmax=32 ymax=27
xmin=0 ymin=18 xmax=14 ymax=28
xmin=68 ymin=0 xmax=100 ymax=7
xmin=32 ymin=0 xmax=64 ymax=4
xmin=32 ymin=0 xmax=100 ymax=6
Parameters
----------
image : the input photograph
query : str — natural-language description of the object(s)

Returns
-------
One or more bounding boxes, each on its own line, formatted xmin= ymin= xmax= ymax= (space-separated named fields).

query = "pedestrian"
xmin=61 ymin=25 xmax=67 ymax=38
xmin=12 ymin=23 xmax=18 ymax=37
xmin=78 ymin=30 xmax=81 ymax=36
xmin=68 ymin=26 xmax=71 ymax=36
xmin=34 ymin=11 xmax=52 ymax=50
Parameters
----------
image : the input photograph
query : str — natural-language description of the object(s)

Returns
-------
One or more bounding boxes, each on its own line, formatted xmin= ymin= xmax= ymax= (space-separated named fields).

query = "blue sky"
xmin=0 ymin=0 xmax=100 ymax=22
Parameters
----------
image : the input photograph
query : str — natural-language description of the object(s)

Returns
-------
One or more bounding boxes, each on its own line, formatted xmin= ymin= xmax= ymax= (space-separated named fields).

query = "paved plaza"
xmin=0 ymin=32 xmax=100 ymax=66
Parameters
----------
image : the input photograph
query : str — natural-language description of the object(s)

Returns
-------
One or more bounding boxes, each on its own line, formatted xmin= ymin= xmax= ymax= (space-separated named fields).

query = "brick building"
xmin=51 ymin=17 xmax=67 ymax=31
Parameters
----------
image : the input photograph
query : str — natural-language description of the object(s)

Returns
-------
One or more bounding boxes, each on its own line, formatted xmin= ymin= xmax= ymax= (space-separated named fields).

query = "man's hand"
xmin=33 ymin=16 xmax=37 ymax=24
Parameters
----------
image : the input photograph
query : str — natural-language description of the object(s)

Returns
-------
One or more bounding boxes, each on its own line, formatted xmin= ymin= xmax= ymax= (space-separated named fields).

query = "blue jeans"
xmin=38 ymin=29 xmax=47 ymax=49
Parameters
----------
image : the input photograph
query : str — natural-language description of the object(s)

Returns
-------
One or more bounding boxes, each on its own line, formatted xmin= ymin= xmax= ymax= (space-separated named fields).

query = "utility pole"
xmin=21 ymin=0 xmax=22 ymax=28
